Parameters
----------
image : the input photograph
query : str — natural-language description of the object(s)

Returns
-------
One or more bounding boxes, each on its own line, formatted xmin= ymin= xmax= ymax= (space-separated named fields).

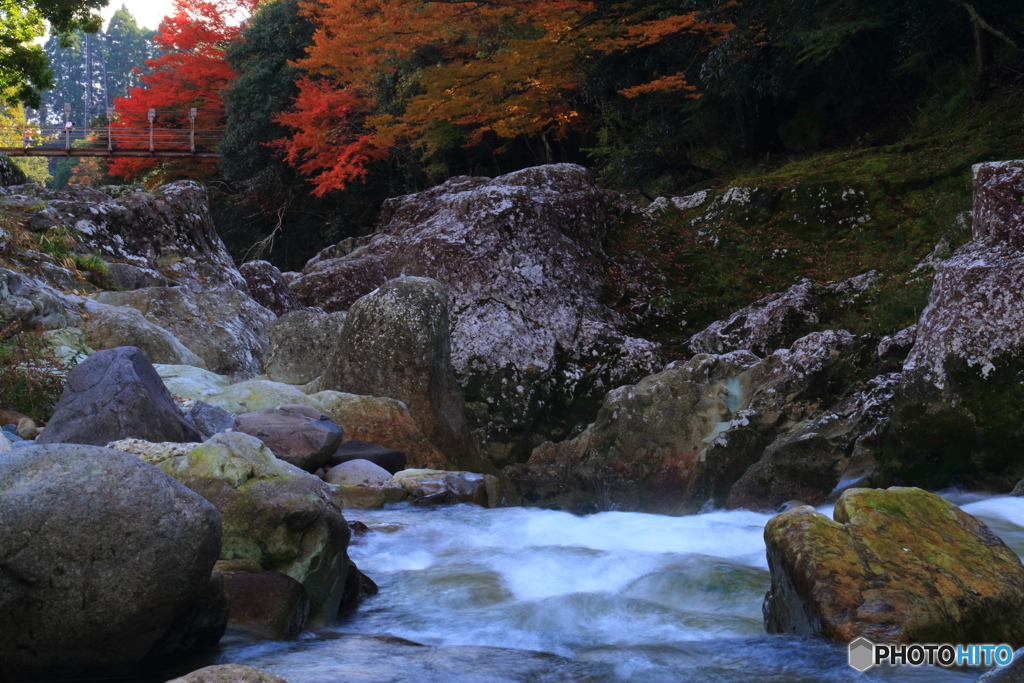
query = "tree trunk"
xmin=972 ymin=13 xmax=993 ymax=78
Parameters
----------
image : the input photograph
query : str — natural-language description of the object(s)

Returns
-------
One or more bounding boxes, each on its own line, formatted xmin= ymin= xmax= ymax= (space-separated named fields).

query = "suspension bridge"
xmin=0 ymin=109 xmax=224 ymax=159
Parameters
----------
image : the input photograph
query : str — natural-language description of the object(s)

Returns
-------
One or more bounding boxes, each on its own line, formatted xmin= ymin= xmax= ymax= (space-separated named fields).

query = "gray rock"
xmin=0 ymin=444 xmax=224 ymax=681
xmin=167 ymin=664 xmax=290 ymax=683
xmin=325 ymin=459 xmax=392 ymax=487
xmin=82 ymin=299 xmax=207 ymax=367
xmin=329 ymin=440 xmax=406 ymax=474
xmin=315 ymin=277 xmax=497 ymax=477
xmin=265 ymin=309 xmax=346 ymax=385
xmin=104 ymin=261 xmax=174 ymax=289
xmin=973 ymin=160 xmax=1024 ymax=249
xmin=291 ymin=165 xmax=663 ymax=461
xmin=188 ymin=401 xmax=235 ymax=439
xmin=95 ymin=286 xmax=275 ymax=380
xmin=221 ymin=571 xmax=310 ymax=641
xmin=389 ymin=468 xmax=504 ymax=508
xmin=239 ymin=260 xmax=304 ymax=316
xmin=976 ymin=648 xmax=1024 ymax=682
xmin=233 ymin=404 xmax=344 ymax=472
xmin=0 ymin=267 xmax=82 ymax=330
xmin=37 ymin=346 xmax=202 ymax=446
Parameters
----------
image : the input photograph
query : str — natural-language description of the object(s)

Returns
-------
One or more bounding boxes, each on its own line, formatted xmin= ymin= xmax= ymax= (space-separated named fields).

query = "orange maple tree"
xmin=106 ymin=0 xmax=260 ymax=183
xmin=276 ymin=0 xmax=732 ymax=196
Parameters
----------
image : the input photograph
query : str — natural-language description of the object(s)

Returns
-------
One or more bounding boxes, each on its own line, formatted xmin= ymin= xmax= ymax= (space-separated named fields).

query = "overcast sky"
xmin=100 ymin=0 xmax=175 ymax=31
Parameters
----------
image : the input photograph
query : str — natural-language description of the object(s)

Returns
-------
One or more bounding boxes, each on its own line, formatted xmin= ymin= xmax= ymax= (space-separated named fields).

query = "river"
xmin=202 ymin=493 xmax=1024 ymax=682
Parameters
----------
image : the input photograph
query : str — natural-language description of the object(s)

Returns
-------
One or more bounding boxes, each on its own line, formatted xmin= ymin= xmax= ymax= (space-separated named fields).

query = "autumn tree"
xmin=106 ymin=0 xmax=258 ymax=184
xmin=275 ymin=0 xmax=729 ymax=196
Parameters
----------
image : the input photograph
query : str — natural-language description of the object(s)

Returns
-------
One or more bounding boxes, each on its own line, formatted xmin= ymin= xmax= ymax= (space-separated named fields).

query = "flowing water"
xmin=205 ymin=495 xmax=1024 ymax=683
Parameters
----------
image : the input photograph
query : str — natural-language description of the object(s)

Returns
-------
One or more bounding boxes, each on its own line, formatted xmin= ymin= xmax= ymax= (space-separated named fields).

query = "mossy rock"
xmin=763 ymin=487 xmax=1024 ymax=644
xmin=206 ymin=379 xmax=323 ymax=415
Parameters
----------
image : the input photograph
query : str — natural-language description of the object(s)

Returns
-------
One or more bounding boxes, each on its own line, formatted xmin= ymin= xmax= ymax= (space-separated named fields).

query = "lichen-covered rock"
xmin=208 ymin=379 xmax=323 ymax=414
xmin=511 ymin=330 xmax=878 ymax=514
xmin=0 ymin=267 xmax=82 ymax=330
xmin=233 ymin=404 xmax=344 ymax=472
xmin=239 ymin=260 xmax=304 ymax=316
xmin=94 ymin=286 xmax=274 ymax=380
xmin=265 ymin=309 xmax=347 ymax=385
xmin=290 ymin=165 xmax=663 ymax=461
xmin=167 ymin=665 xmax=290 ymax=683
xmin=0 ymin=445 xmax=224 ymax=681
xmin=155 ymin=364 xmax=232 ymax=403
xmin=311 ymin=391 xmax=446 ymax=470
xmin=37 ymin=346 xmax=202 ymax=446
xmin=881 ymin=161 xmax=1024 ymax=490
xmin=688 ymin=272 xmax=879 ymax=357
xmin=83 ymin=300 xmax=207 ymax=368
xmin=763 ymin=487 xmax=1024 ymax=644
xmin=315 ymin=277 xmax=496 ymax=476
xmin=145 ymin=432 xmax=351 ymax=623
xmin=0 ymin=181 xmax=243 ymax=289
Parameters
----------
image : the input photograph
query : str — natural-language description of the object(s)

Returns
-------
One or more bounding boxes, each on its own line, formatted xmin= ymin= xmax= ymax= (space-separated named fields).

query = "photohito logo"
xmin=848 ymin=638 xmax=1015 ymax=671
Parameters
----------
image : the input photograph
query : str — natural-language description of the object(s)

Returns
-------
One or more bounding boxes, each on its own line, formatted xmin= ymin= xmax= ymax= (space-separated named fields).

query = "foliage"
xmin=106 ymin=0 xmax=259 ymax=184
xmin=0 ymin=102 xmax=50 ymax=183
xmin=0 ymin=317 xmax=74 ymax=420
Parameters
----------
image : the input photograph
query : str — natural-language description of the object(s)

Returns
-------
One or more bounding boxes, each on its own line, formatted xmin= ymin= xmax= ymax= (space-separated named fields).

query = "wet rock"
xmin=148 ymin=432 xmax=350 ymax=622
xmin=239 ymin=260 xmax=304 ymax=316
xmin=688 ymin=272 xmax=879 ymax=357
xmin=265 ymin=309 xmax=347 ymax=385
xmin=329 ymin=485 xmax=388 ymax=509
xmin=312 ymin=392 xmax=445 ymax=470
xmin=763 ymin=487 xmax=1024 ymax=644
xmin=292 ymin=165 xmax=663 ymax=460
xmin=0 ymin=445 xmax=223 ymax=681
xmin=37 ymin=346 xmax=202 ymax=446
xmin=167 ymin=664 xmax=290 ymax=683
xmin=94 ymin=286 xmax=274 ymax=380
xmin=339 ymin=559 xmax=378 ymax=613
xmin=221 ymin=571 xmax=310 ymax=640
xmin=325 ymin=459 xmax=392 ymax=487
xmin=233 ymin=404 xmax=344 ymax=472
xmin=389 ymin=468 xmax=504 ymax=508
xmin=83 ymin=300 xmax=207 ymax=367
xmin=976 ymin=648 xmax=1024 ymax=682
xmin=329 ymin=440 xmax=407 ymax=474
xmin=315 ymin=277 xmax=496 ymax=476
xmin=881 ymin=161 xmax=1024 ymax=490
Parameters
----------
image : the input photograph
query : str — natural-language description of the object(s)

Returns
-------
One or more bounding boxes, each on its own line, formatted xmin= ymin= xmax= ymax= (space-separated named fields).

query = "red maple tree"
xmin=106 ymin=0 xmax=259 ymax=184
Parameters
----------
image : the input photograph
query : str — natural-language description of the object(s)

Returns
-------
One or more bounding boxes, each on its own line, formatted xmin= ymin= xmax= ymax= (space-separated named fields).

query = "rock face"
xmin=0 ymin=445 xmax=224 ymax=681
xmin=239 ymin=260 xmax=304 ymax=316
xmin=511 ymin=330 xmax=883 ymax=513
xmin=688 ymin=273 xmax=878 ymax=357
xmin=221 ymin=571 xmax=310 ymax=640
xmin=264 ymin=309 xmax=347 ymax=385
xmin=290 ymin=165 xmax=663 ymax=462
xmin=0 ymin=154 xmax=27 ymax=187
xmin=95 ymin=286 xmax=275 ymax=380
xmin=142 ymin=432 xmax=351 ymax=622
xmin=83 ymin=299 xmax=207 ymax=367
xmin=881 ymin=161 xmax=1024 ymax=490
xmin=233 ymin=404 xmax=344 ymax=472
xmin=316 ymin=277 xmax=495 ymax=475
xmin=37 ymin=346 xmax=202 ymax=445
xmin=0 ymin=267 xmax=82 ymax=330
xmin=763 ymin=487 xmax=1024 ymax=644
xmin=1 ymin=180 xmax=243 ymax=290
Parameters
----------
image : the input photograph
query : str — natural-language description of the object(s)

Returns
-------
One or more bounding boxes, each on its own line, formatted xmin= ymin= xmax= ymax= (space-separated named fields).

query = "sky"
xmin=99 ymin=0 xmax=176 ymax=31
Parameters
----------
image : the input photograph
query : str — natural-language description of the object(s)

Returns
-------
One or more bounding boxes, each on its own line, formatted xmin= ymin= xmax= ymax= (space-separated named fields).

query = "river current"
xmin=203 ymin=493 xmax=1024 ymax=682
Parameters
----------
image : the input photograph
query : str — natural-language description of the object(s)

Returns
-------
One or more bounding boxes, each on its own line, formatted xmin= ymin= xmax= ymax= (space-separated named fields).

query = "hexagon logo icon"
xmin=849 ymin=637 xmax=875 ymax=671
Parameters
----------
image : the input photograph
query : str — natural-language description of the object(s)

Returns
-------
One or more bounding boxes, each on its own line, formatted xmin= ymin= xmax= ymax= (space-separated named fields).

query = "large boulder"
xmin=207 ymin=379 xmax=323 ymax=414
xmin=311 ymin=391 xmax=446 ymax=470
xmin=315 ymin=277 xmax=495 ymax=475
xmin=0 ymin=180 xmax=243 ymax=290
xmin=133 ymin=432 xmax=351 ymax=623
xmin=880 ymin=161 xmax=1024 ymax=490
xmin=233 ymin=404 xmax=344 ymax=472
xmin=239 ymin=260 xmax=304 ymax=316
xmin=0 ymin=267 xmax=82 ymax=330
xmin=264 ymin=309 xmax=347 ymax=385
xmin=290 ymin=165 xmax=663 ymax=462
xmin=37 ymin=346 xmax=202 ymax=445
xmin=221 ymin=571 xmax=310 ymax=640
xmin=82 ymin=300 xmax=207 ymax=368
xmin=328 ymin=440 xmax=406 ymax=474
xmin=0 ymin=445 xmax=224 ymax=681
xmin=510 ymin=330 xmax=878 ymax=514
xmin=155 ymin=364 xmax=232 ymax=403
xmin=763 ymin=487 xmax=1024 ymax=644
xmin=94 ymin=286 xmax=275 ymax=380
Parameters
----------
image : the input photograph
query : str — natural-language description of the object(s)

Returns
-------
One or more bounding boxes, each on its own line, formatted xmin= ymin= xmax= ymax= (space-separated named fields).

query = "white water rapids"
xmin=203 ymin=493 xmax=1024 ymax=683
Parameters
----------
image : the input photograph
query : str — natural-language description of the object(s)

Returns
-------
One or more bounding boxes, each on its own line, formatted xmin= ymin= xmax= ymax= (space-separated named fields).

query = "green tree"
xmin=0 ymin=0 xmax=107 ymax=108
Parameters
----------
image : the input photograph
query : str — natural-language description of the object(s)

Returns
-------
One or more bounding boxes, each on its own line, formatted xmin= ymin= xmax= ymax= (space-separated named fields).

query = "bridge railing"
xmin=1 ymin=125 xmax=225 ymax=153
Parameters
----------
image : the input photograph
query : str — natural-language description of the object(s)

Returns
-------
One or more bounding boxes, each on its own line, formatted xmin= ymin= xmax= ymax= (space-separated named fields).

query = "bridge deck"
xmin=0 ymin=124 xmax=223 ymax=159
